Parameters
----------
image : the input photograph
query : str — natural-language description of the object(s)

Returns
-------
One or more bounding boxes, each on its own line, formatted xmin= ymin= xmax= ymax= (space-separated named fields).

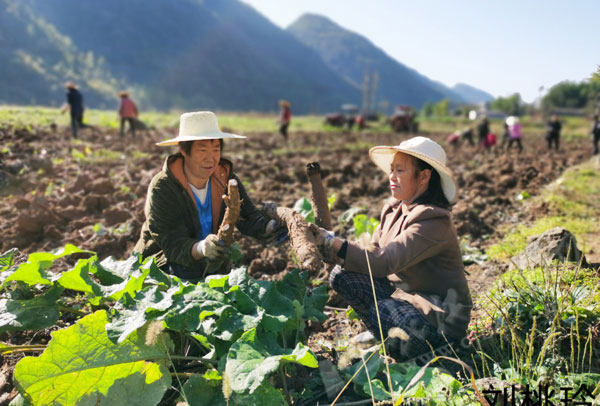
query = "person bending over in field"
xmin=134 ymin=111 xmax=285 ymax=280
xmin=311 ymin=136 xmax=472 ymax=362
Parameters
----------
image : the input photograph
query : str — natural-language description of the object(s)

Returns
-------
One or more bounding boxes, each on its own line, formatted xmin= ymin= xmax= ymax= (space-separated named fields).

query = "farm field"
xmin=1 ymin=108 xmax=599 ymax=405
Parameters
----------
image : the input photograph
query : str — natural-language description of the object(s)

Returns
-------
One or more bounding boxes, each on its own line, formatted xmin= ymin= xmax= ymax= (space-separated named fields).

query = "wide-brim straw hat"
xmin=156 ymin=111 xmax=245 ymax=146
xmin=118 ymin=91 xmax=129 ymax=97
xmin=369 ymin=136 xmax=457 ymax=203
xmin=279 ymin=99 xmax=291 ymax=107
xmin=63 ymin=81 xmax=78 ymax=89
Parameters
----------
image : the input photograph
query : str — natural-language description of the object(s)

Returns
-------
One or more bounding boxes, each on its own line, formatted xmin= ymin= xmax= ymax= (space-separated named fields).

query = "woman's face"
xmin=181 ymin=139 xmax=221 ymax=186
xmin=388 ymin=152 xmax=430 ymax=202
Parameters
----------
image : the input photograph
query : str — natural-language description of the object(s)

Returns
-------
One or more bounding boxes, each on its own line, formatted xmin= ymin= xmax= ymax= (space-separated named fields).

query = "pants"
xmin=330 ymin=266 xmax=446 ymax=361
xmin=594 ymin=133 xmax=600 ymax=155
xmin=546 ymin=133 xmax=559 ymax=150
xmin=507 ymin=138 xmax=523 ymax=152
xmin=70 ymin=111 xmax=86 ymax=138
xmin=279 ymin=123 xmax=289 ymax=139
xmin=120 ymin=117 xmax=136 ymax=137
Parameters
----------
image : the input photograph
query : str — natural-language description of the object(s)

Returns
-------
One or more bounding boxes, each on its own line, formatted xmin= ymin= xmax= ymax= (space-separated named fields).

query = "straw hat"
xmin=279 ymin=99 xmax=291 ymax=108
xmin=63 ymin=81 xmax=78 ymax=89
xmin=156 ymin=111 xmax=245 ymax=146
xmin=118 ymin=91 xmax=129 ymax=98
xmin=369 ymin=136 xmax=457 ymax=203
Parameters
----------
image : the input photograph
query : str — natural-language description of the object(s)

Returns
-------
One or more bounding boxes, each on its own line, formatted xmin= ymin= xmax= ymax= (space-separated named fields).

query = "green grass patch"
xmin=487 ymin=160 xmax=600 ymax=260
xmin=486 ymin=216 xmax=594 ymax=260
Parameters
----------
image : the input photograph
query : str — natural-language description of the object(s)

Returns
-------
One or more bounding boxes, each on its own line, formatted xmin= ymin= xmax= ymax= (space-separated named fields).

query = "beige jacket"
xmin=344 ymin=200 xmax=472 ymax=340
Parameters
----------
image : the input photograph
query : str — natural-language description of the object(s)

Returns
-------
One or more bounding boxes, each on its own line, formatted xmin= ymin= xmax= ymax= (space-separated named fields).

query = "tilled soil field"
xmin=0 ymin=124 xmax=594 ymax=403
xmin=0 ymin=125 xmax=591 ymax=273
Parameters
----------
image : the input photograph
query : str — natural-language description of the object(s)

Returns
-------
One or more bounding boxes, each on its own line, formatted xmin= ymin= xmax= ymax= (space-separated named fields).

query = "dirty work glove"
xmin=309 ymin=224 xmax=338 ymax=264
xmin=196 ymin=234 xmax=227 ymax=260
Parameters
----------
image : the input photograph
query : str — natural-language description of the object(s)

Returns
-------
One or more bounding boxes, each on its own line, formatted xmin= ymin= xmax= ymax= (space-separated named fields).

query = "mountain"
xmin=2 ymin=0 xmax=360 ymax=113
xmin=287 ymin=13 xmax=466 ymax=110
xmin=0 ymin=0 xmax=124 ymax=107
xmin=452 ymin=83 xmax=494 ymax=104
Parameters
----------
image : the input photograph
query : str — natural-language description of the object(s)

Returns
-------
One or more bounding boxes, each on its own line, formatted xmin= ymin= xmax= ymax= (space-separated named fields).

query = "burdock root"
xmin=263 ymin=205 xmax=322 ymax=272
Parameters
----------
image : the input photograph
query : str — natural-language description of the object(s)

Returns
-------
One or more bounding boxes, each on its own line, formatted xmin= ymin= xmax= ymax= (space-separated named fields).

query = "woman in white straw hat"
xmin=134 ymin=111 xmax=285 ymax=280
xmin=312 ymin=136 xmax=472 ymax=361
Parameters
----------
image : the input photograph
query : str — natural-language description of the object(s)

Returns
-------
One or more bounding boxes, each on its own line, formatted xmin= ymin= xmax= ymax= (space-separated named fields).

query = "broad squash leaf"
xmin=225 ymin=327 xmax=317 ymax=394
xmin=0 ymin=285 xmax=63 ymax=332
xmin=14 ymin=310 xmax=172 ymax=406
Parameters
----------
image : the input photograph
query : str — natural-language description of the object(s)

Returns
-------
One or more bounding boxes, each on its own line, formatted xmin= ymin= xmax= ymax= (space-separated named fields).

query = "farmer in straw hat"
xmin=134 ymin=111 xmax=286 ymax=280
xmin=311 ymin=136 xmax=472 ymax=361
xmin=60 ymin=81 xmax=88 ymax=138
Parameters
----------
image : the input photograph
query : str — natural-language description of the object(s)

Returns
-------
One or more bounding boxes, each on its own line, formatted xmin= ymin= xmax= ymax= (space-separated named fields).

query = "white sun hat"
xmin=156 ymin=111 xmax=245 ymax=146
xmin=369 ymin=136 xmax=457 ymax=203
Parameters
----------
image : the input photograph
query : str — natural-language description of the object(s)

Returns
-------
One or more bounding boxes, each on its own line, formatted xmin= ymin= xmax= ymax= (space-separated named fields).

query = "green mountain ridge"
xmin=1 ymin=1 xmax=492 ymax=113
xmin=286 ymin=13 xmax=471 ymax=110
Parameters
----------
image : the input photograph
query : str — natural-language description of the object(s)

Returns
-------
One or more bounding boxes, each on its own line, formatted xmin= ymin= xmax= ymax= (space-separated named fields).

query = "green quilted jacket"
xmin=134 ymin=153 xmax=269 ymax=270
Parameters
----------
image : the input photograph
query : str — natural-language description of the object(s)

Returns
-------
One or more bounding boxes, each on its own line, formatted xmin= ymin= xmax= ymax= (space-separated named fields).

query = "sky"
xmin=242 ymin=0 xmax=599 ymax=103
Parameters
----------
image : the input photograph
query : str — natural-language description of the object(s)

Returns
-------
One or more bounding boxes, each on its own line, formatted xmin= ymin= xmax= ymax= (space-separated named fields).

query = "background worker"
xmin=278 ymin=99 xmax=292 ymax=140
xmin=591 ymin=114 xmax=600 ymax=155
xmin=506 ymin=116 xmax=523 ymax=153
xmin=118 ymin=91 xmax=139 ymax=137
xmin=60 ymin=81 xmax=87 ymax=138
xmin=476 ymin=115 xmax=489 ymax=148
xmin=545 ymin=114 xmax=562 ymax=151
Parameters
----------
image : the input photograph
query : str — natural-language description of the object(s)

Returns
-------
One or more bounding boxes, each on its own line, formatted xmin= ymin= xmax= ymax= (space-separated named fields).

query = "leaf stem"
xmin=58 ymin=303 xmax=89 ymax=317
xmin=278 ymin=364 xmax=292 ymax=405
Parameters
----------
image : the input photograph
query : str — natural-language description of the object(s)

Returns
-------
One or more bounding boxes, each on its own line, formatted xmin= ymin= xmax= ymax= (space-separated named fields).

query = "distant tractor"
xmin=325 ymin=104 xmax=362 ymax=130
xmin=390 ymin=105 xmax=419 ymax=133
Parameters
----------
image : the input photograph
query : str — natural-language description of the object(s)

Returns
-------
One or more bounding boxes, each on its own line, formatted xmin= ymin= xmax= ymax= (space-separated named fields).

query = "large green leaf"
xmin=56 ymin=256 xmax=101 ymax=295
xmin=84 ymin=256 xmax=155 ymax=306
xmin=278 ymin=270 xmax=328 ymax=323
xmin=0 ymin=247 xmax=18 ymax=271
xmin=0 ymin=285 xmax=64 ymax=332
xmin=226 ymin=268 xmax=294 ymax=333
xmin=181 ymin=372 xmax=286 ymax=406
xmin=163 ymin=283 xmax=230 ymax=333
xmin=2 ymin=245 xmax=91 ymax=287
xmin=225 ymin=327 xmax=317 ymax=394
xmin=106 ymin=285 xmax=180 ymax=343
xmin=14 ymin=310 xmax=172 ymax=406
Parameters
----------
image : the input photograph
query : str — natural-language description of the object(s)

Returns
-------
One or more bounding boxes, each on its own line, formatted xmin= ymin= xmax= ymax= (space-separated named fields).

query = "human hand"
xmin=196 ymin=234 xmax=227 ymax=260
xmin=309 ymin=224 xmax=339 ymax=264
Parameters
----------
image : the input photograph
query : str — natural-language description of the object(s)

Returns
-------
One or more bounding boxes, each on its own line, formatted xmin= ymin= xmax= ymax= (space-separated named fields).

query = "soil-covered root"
xmin=306 ymin=162 xmax=333 ymax=231
xmin=217 ymin=179 xmax=241 ymax=246
xmin=264 ymin=206 xmax=322 ymax=272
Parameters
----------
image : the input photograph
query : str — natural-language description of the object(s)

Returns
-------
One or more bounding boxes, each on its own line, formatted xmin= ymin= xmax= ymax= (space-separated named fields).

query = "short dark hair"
xmin=179 ymin=139 xmax=224 ymax=156
xmin=411 ymin=157 xmax=452 ymax=210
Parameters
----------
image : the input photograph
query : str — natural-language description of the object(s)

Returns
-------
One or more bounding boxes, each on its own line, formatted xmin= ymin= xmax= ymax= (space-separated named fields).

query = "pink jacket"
xmin=119 ymin=97 xmax=138 ymax=118
xmin=509 ymin=123 xmax=522 ymax=140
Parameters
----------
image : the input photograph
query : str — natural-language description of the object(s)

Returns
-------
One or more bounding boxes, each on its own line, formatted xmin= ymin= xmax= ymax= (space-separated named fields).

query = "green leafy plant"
xmin=0 ymin=246 xmax=328 ymax=405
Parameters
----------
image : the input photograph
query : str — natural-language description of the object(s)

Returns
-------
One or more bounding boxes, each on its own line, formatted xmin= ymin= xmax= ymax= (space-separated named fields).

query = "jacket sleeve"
xmin=343 ymin=212 xmax=451 ymax=278
xmin=146 ymin=177 xmax=199 ymax=268
xmin=233 ymin=174 xmax=271 ymax=239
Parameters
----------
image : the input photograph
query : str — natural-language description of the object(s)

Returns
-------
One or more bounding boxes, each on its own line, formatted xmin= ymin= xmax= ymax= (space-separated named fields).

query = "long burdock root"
xmin=203 ymin=179 xmax=241 ymax=277
xmin=264 ymin=206 xmax=322 ymax=272
xmin=307 ymin=162 xmax=335 ymax=279
xmin=306 ymin=162 xmax=333 ymax=231
xmin=217 ymin=179 xmax=241 ymax=246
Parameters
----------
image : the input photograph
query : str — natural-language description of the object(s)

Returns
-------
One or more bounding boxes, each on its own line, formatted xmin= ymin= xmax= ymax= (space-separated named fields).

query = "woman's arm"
xmin=343 ymin=211 xmax=452 ymax=277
